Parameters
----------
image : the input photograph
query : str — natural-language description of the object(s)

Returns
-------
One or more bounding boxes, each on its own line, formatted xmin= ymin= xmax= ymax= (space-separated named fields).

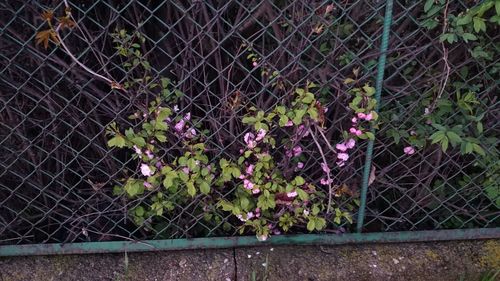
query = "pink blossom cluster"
xmin=335 ymin=138 xmax=356 ymax=167
xmin=173 ymin=112 xmax=197 ymax=139
xmin=239 ymin=163 xmax=261 ymax=194
xmin=243 ymin=129 xmax=266 ymax=149
xmin=236 ymin=207 xmax=261 ymax=222
xmin=403 ymin=146 xmax=415 ymax=155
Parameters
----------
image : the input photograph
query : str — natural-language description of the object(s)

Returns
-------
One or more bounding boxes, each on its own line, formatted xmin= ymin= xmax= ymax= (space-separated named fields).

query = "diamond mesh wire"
xmin=0 ymin=0 xmax=498 ymax=245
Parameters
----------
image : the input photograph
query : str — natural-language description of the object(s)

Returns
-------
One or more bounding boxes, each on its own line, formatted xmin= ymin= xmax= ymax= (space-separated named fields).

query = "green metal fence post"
xmin=356 ymin=0 xmax=394 ymax=233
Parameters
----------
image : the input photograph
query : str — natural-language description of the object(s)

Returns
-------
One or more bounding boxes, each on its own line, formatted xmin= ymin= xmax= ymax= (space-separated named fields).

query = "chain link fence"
xmin=0 ymin=0 xmax=498 ymax=246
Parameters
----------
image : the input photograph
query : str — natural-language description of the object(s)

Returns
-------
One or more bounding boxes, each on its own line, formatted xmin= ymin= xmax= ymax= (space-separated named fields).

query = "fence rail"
xmin=1 ymin=0 xmax=499 ymax=254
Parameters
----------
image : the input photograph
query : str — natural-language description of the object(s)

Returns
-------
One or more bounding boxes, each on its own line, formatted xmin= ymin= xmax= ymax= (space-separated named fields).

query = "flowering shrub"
xmin=21 ymin=1 xmax=497 ymax=244
xmin=107 ymin=70 xmax=357 ymax=239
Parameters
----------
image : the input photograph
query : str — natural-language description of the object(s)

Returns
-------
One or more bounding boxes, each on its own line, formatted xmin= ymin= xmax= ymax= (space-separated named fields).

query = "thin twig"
xmin=429 ymin=0 xmax=450 ymax=114
xmin=55 ymin=1 xmax=125 ymax=91
xmin=308 ymin=128 xmax=333 ymax=214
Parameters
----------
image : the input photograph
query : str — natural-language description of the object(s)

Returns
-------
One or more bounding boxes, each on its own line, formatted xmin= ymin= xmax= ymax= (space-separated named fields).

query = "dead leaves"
xmin=58 ymin=16 xmax=76 ymax=29
xmin=35 ymin=9 xmax=76 ymax=50
xmin=40 ymin=10 xmax=54 ymax=21
xmin=35 ymin=29 xmax=59 ymax=49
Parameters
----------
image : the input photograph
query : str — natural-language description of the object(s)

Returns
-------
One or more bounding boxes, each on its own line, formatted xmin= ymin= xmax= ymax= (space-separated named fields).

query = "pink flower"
xmin=236 ymin=214 xmax=246 ymax=222
xmin=336 ymin=161 xmax=345 ymax=167
xmin=252 ymin=61 xmax=258 ymax=67
xmin=349 ymin=127 xmax=357 ymax=134
xmin=174 ymin=119 xmax=185 ymax=132
xmin=173 ymin=105 xmax=179 ymax=112
xmin=303 ymin=209 xmax=310 ymax=216
xmin=351 ymin=117 xmax=358 ymax=123
xmin=252 ymin=188 xmax=260 ymax=194
xmin=337 ymin=152 xmax=349 ymax=161
xmin=239 ymin=174 xmax=246 ymax=179
xmin=243 ymin=179 xmax=254 ymax=190
xmin=186 ymin=128 xmax=197 ymax=138
xmin=297 ymin=162 xmax=304 ymax=169
xmin=155 ymin=161 xmax=163 ymax=169
xmin=357 ymin=112 xmax=366 ymax=119
xmin=404 ymin=146 xmax=416 ymax=155
xmin=255 ymin=208 xmax=261 ymax=217
xmin=247 ymin=212 xmax=255 ymax=219
xmin=321 ymin=163 xmax=330 ymax=173
xmin=273 ymin=229 xmax=281 ymax=235
xmin=133 ymin=145 xmax=142 ymax=155
xmin=145 ymin=150 xmax=154 ymax=159
xmin=255 ymin=129 xmax=266 ymax=141
xmin=355 ymin=129 xmax=362 ymax=136
xmin=285 ymin=120 xmax=294 ymax=127
xmin=140 ymin=164 xmax=152 ymax=176
xmin=320 ymin=178 xmax=333 ymax=185
xmin=293 ymin=146 xmax=302 ymax=157
xmin=244 ymin=132 xmax=255 ymax=145
xmin=364 ymin=112 xmax=373 ymax=121
xmin=246 ymin=164 xmax=254 ymax=175
xmin=143 ymin=181 xmax=153 ymax=190
xmin=336 ymin=143 xmax=348 ymax=152
xmin=287 ymin=191 xmax=298 ymax=198
xmin=182 ymin=167 xmax=190 ymax=174
xmin=298 ymin=125 xmax=310 ymax=137
xmin=184 ymin=112 xmax=191 ymax=121
xmin=346 ymin=138 xmax=356 ymax=149
xmin=247 ymin=140 xmax=257 ymax=149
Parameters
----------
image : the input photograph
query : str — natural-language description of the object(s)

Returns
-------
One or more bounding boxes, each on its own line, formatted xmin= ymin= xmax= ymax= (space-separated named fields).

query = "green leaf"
xmin=293 ymin=109 xmax=307 ymax=125
xmin=231 ymin=167 xmax=241 ymax=178
xmin=108 ymin=135 xmax=126 ymax=148
xmin=364 ymin=132 xmax=375 ymax=140
xmin=134 ymin=206 xmax=145 ymax=217
xmin=307 ymin=219 xmax=315 ymax=231
xmin=240 ymin=197 xmax=250 ymax=210
xmin=279 ymin=115 xmax=290 ymax=127
xmin=199 ymin=181 xmax=210 ymax=194
xmin=297 ymin=189 xmax=309 ymax=201
xmin=496 ymin=1 xmax=500 ymax=15
xmin=477 ymin=122 xmax=483 ymax=134
xmin=124 ymin=180 xmax=144 ymax=197
xmin=276 ymin=106 xmax=286 ymax=115
xmin=155 ymin=133 xmax=167 ymax=142
xmin=294 ymin=176 xmax=305 ymax=186
xmin=308 ymin=107 xmax=319 ymax=120
xmin=343 ymin=78 xmax=355 ymax=84
xmin=131 ymin=137 xmax=146 ymax=147
xmin=446 ymin=131 xmax=462 ymax=147
xmin=430 ymin=131 xmax=446 ymax=144
xmin=461 ymin=33 xmax=477 ymax=43
xmin=456 ymin=15 xmax=472 ymax=25
xmin=473 ymin=17 xmax=486 ymax=33
xmin=186 ymin=181 xmax=196 ymax=197
xmin=424 ymin=0 xmax=434 ymax=13
xmin=301 ymin=93 xmax=315 ymax=104
xmin=362 ymin=84 xmax=375 ymax=96
xmin=472 ymin=143 xmax=485 ymax=156
xmin=314 ymin=218 xmax=326 ymax=230
xmin=163 ymin=176 xmax=174 ymax=188
xmin=440 ymin=136 xmax=449 ymax=152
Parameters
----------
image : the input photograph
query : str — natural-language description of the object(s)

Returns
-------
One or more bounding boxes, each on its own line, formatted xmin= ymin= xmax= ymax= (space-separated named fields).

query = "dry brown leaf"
xmin=40 ymin=10 xmax=54 ymax=22
xmin=35 ymin=29 xmax=59 ymax=49
xmin=58 ymin=17 xmax=76 ymax=29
